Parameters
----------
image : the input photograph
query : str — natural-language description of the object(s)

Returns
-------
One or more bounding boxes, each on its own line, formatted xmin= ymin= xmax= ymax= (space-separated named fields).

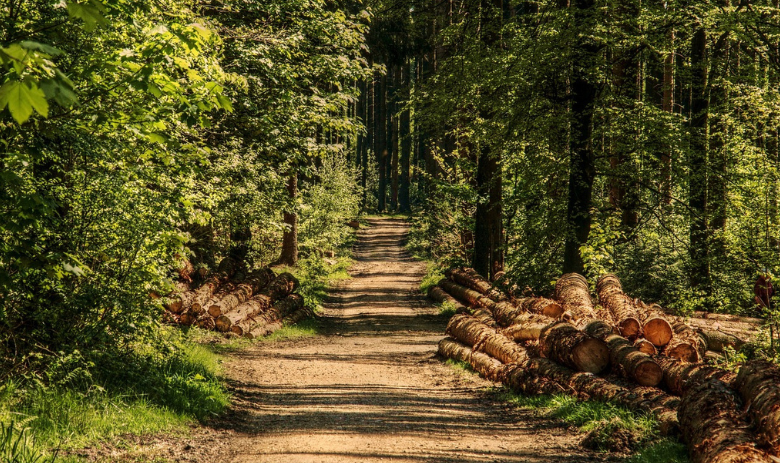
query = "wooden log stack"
xmin=161 ymin=263 xmax=310 ymax=339
xmin=430 ymin=267 xmax=773 ymax=463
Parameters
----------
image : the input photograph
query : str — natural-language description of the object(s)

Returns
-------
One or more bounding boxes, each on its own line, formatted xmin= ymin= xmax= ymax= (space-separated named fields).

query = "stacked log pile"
xmin=161 ymin=258 xmax=311 ymax=338
xmin=432 ymin=267 xmax=776 ymax=462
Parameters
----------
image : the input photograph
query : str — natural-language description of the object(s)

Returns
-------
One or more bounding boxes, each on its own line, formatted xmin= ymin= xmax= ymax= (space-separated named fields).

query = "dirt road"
xmin=191 ymin=217 xmax=606 ymax=463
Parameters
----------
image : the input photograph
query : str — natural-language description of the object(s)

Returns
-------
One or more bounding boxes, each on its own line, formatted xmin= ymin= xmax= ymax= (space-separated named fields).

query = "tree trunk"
xmin=679 ymin=380 xmax=773 ymax=463
xmin=438 ymin=337 xmax=509 ymax=382
xmin=553 ymin=273 xmax=598 ymax=320
xmin=596 ymin=274 xmax=642 ymax=339
xmin=439 ymin=279 xmax=491 ymax=308
xmin=735 ymin=360 xmax=780 ymax=453
xmin=655 ymin=355 xmax=735 ymax=396
xmin=689 ymin=27 xmax=711 ymax=295
xmin=244 ymin=294 xmax=305 ymax=338
xmin=377 ymin=73 xmax=388 ymax=211
xmin=399 ymin=60 xmax=412 ymax=213
xmin=445 ymin=314 xmax=530 ymax=364
xmin=563 ymin=0 xmax=598 ymax=274
xmin=277 ymin=172 xmax=299 ymax=266
xmin=539 ymin=321 xmax=610 ymax=373
xmin=427 ymin=285 xmax=467 ymax=312
xmin=661 ymin=30 xmax=675 ymax=204
xmin=216 ymin=294 xmax=273 ymax=332
xmin=582 ymin=322 xmax=663 ymax=386
xmin=208 ymin=268 xmax=274 ymax=317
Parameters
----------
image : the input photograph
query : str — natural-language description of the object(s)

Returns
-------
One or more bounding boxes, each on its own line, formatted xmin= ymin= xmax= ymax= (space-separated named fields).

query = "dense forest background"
xmin=4 ymin=0 xmax=780 ymax=383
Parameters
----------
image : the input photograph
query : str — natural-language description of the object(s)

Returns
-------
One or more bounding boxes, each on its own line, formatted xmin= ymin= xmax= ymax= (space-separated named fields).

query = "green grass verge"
xmin=0 ymin=329 xmax=230 ymax=462
xmin=496 ymin=389 xmax=688 ymax=461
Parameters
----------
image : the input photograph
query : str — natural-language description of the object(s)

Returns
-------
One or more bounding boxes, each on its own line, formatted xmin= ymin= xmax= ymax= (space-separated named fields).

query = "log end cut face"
xmin=618 ymin=318 xmax=642 ymax=339
xmin=572 ymin=338 xmax=611 ymax=374
xmin=644 ymin=318 xmax=673 ymax=347
xmin=634 ymin=360 xmax=664 ymax=387
xmin=666 ymin=343 xmax=698 ymax=363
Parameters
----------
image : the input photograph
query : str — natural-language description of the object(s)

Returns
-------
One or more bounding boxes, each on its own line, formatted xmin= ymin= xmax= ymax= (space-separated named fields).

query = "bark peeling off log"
xmin=679 ymin=380 xmax=773 ymax=463
xmin=736 ymin=360 xmax=780 ymax=454
xmin=439 ymin=279 xmax=490 ymax=308
xmin=540 ymin=321 xmax=610 ymax=374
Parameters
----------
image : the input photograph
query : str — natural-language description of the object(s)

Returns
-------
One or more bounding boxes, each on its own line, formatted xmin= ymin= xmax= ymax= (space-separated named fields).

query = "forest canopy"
xmin=3 ymin=0 xmax=780 ymax=375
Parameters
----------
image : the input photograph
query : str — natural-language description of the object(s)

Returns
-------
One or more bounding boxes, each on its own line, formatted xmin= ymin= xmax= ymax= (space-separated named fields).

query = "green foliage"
xmin=497 ymin=389 xmax=685 ymax=458
xmin=0 ymin=422 xmax=55 ymax=463
xmin=418 ymin=263 xmax=445 ymax=294
xmin=0 ymin=327 xmax=227 ymax=460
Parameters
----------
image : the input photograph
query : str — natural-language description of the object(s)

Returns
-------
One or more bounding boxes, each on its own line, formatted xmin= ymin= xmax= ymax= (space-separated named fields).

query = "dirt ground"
xmin=106 ymin=218 xmax=615 ymax=463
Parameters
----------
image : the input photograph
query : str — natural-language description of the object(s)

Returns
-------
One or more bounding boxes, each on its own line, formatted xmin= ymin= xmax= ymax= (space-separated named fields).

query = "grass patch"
xmin=419 ymin=262 xmax=445 ymax=294
xmin=258 ymin=318 xmax=321 ymax=342
xmin=275 ymin=255 xmax=353 ymax=313
xmin=0 ymin=329 xmax=229 ymax=461
xmin=437 ymin=301 xmax=459 ymax=317
xmin=496 ymin=389 xmax=688 ymax=460
xmin=445 ymin=359 xmax=475 ymax=375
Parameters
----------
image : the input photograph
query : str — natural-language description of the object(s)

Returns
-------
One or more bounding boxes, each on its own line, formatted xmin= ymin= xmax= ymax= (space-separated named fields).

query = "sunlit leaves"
xmin=0 ymin=81 xmax=48 ymax=123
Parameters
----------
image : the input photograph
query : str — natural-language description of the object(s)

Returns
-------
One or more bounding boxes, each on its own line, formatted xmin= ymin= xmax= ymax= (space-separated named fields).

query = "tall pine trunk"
xmin=277 ymin=172 xmax=299 ymax=266
xmin=563 ymin=0 xmax=598 ymax=274
xmin=689 ymin=27 xmax=710 ymax=294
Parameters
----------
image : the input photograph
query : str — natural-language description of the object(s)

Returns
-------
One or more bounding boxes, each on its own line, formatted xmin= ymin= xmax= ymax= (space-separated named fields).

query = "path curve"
xmin=211 ymin=218 xmax=607 ymax=463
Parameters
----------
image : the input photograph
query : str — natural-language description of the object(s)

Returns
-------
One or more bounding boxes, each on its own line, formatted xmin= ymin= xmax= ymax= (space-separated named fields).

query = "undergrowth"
xmin=0 ymin=328 xmax=229 ymax=461
xmin=496 ymin=389 xmax=688 ymax=461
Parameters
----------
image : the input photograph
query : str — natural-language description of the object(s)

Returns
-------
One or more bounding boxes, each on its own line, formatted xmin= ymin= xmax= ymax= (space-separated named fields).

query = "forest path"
xmin=206 ymin=218 xmax=608 ymax=463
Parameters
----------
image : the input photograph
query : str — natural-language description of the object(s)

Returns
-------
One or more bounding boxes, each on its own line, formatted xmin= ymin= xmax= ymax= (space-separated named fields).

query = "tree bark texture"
xmin=445 ymin=314 xmax=530 ymax=364
xmin=679 ymin=380 xmax=772 ymax=463
xmin=735 ymin=360 xmax=780 ymax=453
xmin=539 ymin=321 xmax=610 ymax=373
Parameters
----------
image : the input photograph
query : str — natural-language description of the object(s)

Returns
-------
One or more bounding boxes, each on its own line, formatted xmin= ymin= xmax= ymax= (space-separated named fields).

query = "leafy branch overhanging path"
xmin=219 ymin=218 xmax=607 ymax=463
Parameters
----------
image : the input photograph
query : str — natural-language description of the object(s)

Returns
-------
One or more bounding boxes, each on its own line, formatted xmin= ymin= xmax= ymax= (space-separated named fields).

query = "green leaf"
xmin=217 ymin=95 xmax=233 ymax=112
xmin=0 ymin=81 xmax=49 ymax=124
xmin=19 ymin=41 xmax=62 ymax=56
xmin=67 ymin=1 xmax=108 ymax=31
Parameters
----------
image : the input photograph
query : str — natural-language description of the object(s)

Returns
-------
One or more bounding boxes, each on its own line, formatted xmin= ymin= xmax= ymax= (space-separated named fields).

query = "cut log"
xmin=596 ymin=275 xmax=642 ymax=339
xmin=499 ymin=314 xmax=556 ymax=342
xmin=634 ymin=301 xmax=674 ymax=347
xmin=427 ymin=285 xmax=467 ymax=311
xmin=446 ymin=267 xmax=493 ymax=295
xmin=686 ymin=318 xmax=758 ymax=340
xmin=735 ymin=360 xmax=780 ymax=453
xmin=679 ymin=379 xmax=773 ymax=463
xmin=165 ymin=291 xmax=195 ymax=314
xmin=539 ymin=321 xmax=610 ymax=374
xmin=445 ymin=314 xmax=530 ymax=364
xmin=655 ymin=355 xmax=735 ymax=396
xmin=553 ymin=273 xmax=598 ymax=320
xmin=179 ymin=311 xmax=196 ymax=325
xmin=664 ymin=321 xmax=706 ymax=363
xmin=634 ymin=339 xmax=657 ymax=355
xmin=283 ymin=306 xmax=314 ymax=326
xmin=690 ymin=311 xmax=764 ymax=325
xmin=472 ymin=308 xmax=498 ymax=328
xmin=518 ymin=297 xmax=565 ymax=319
xmin=190 ymin=257 xmax=238 ymax=312
xmin=439 ymin=279 xmax=489 ymax=308
xmin=582 ymin=322 xmax=662 ymax=387
xmin=698 ymin=329 xmax=746 ymax=352
xmin=216 ymin=294 xmax=272 ymax=332
xmin=244 ymin=294 xmax=305 ymax=339
xmin=265 ymin=272 xmax=299 ymax=300
xmin=195 ymin=313 xmax=216 ymax=330
xmin=437 ymin=337 xmax=508 ymax=382
xmin=208 ymin=267 xmax=275 ymax=317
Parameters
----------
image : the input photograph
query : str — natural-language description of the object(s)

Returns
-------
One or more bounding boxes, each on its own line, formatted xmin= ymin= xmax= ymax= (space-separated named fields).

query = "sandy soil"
xmin=99 ymin=217 xmax=613 ymax=463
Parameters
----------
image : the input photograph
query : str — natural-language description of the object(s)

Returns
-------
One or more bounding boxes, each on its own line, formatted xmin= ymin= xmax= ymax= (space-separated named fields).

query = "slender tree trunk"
xmin=377 ymin=72 xmax=388 ymax=212
xmin=689 ymin=27 xmax=710 ymax=294
xmin=710 ymin=32 xmax=730 ymax=263
xmin=662 ymin=30 xmax=675 ymax=205
xmin=277 ymin=172 xmax=298 ymax=266
xmin=390 ymin=66 xmax=399 ymax=211
xmin=472 ymin=0 xmax=504 ymax=279
xmin=399 ymin=60 xmax=412 ymax=213
xmin=563 ymin=0 xmax=598 ymax=274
